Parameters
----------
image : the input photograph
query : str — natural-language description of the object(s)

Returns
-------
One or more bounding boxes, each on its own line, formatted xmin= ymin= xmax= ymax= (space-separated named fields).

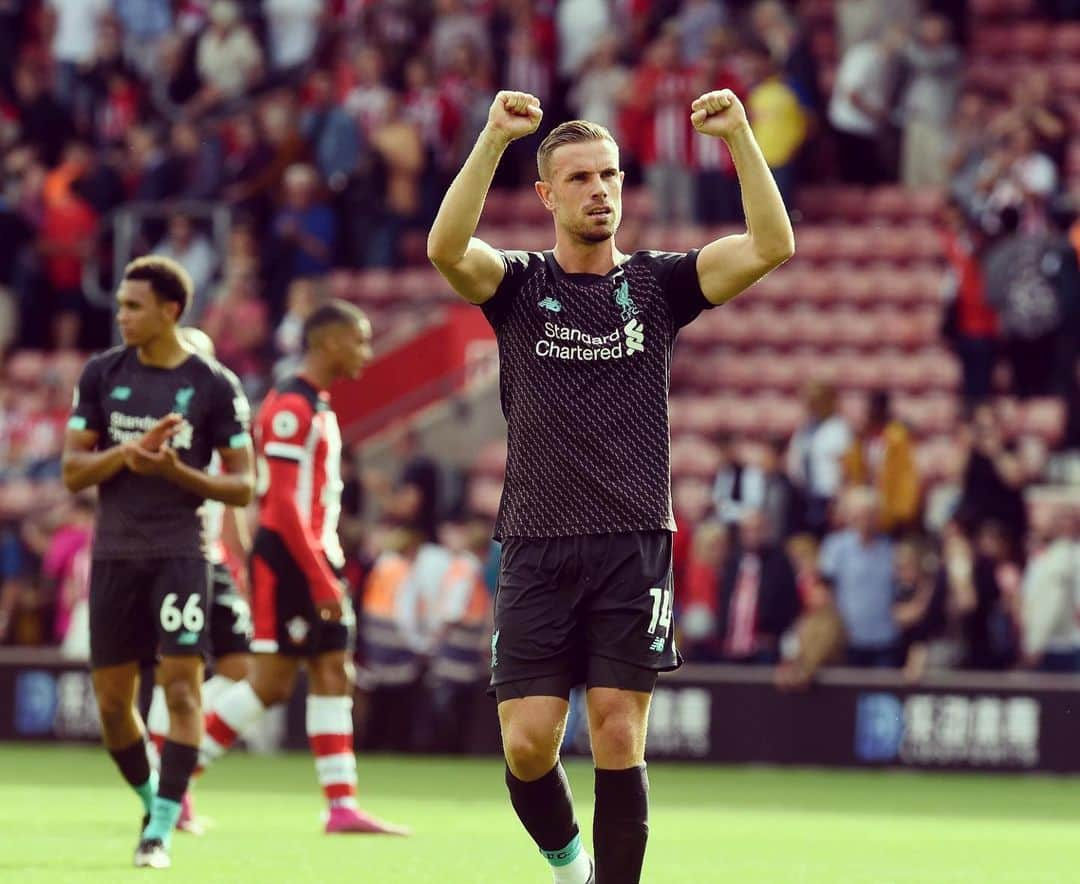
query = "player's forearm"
xmin=725 ymin=125 xmax=795 ymax=265
xmin=427 ymin=127 xmax=508 ymax=267
xmin=61 ymin=446 xmax=128 ymax=492
xmin=167 ymin=462 xmax=255 ymax=507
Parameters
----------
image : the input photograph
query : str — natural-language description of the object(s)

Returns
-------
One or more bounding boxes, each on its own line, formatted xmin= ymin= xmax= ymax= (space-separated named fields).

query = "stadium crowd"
xmin=2 ymin=0 xmax=1080 ymax=712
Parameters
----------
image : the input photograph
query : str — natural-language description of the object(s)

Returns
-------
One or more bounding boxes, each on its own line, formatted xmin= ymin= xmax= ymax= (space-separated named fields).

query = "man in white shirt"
xmin=45 ymin=0 xmax=110 ymax=107
xmin=828 ymin=27 xmax=905 ymax=184
xmin=1022 ymin=509 xmax=1080 ymax=673
xmin=787 ymin=382 xmax=853 ymax=536
xmin=264 ymin=0 xmax=323 ymax=71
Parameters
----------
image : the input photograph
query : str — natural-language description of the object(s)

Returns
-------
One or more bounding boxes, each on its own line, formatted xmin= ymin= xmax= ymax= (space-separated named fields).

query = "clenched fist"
xmin=485 ymin=91 xmax=543 ymax=145
xmin=691 ymin=90 xmax=749 ymax=141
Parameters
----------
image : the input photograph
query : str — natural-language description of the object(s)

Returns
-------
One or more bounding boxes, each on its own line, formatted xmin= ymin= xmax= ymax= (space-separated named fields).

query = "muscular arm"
xmin=692 ymin=95 xmax=795 ymax=306
xmin=61 ymin=429 xmax=128 ymax=492
xmin=426 ymin=129 xmax=511 ymax=305
xmin=427 ymin=91 xmax=542 ymax=305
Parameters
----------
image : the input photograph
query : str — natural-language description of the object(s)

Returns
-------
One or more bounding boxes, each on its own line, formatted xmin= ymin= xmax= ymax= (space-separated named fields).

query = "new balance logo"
xmin=624 ymin=319 xmax=645 ymax=354
xmin=538 ymin=297 xmax=562 ymax=313
xmin=649 ymin=636 xmax=666 ymax=653
xmin=110 ymin=386 xmax=132 ymax=400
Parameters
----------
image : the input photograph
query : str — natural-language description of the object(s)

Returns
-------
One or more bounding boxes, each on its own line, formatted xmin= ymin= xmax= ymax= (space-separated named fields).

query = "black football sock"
xmin=142 ymin=741 xmax=199 ymax=844
xmin=593 ymin=765 xmax=649 ymax=884
xmin=108 ymin=738 xmax=155 ymax=814
xmin=506 ymin=763 xmax=584 ymax=864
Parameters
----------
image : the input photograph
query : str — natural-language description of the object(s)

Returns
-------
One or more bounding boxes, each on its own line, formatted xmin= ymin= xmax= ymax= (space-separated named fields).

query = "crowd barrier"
xmin=3 ymin=649 xmax=1078 ymax=774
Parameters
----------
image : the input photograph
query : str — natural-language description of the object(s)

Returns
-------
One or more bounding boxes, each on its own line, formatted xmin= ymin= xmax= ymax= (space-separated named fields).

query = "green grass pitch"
xmin=1 ymin=744 xmax=1076 ymax=883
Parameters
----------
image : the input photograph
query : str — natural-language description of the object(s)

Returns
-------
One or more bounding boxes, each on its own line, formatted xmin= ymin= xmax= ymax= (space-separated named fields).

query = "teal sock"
xmin=142 ymin=796 xmax=182 ymax=845
xmin=135 ymin=770 xmax=158 ymax=816
xmin=541 ymin=833 xmax=583 ymax=868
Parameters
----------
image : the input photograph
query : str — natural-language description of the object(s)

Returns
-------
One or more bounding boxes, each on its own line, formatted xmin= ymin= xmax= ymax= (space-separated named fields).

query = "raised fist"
xmin=690 ymin=90 xmax=749 ymax=140
xmin=486 ymin=91 xmax=543 ymax=144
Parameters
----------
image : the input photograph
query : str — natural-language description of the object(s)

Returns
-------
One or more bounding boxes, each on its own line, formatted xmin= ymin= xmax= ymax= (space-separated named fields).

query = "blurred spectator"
xmin=271 ymin=163 xmax=335 ymax=291
xmin=431 ymin=0 xmax=492 ymax=74
xmin=368 ymin=430 xmax=444 ymax=544
xmin=164 ymin=120 xmax=225 ymax=199
xmin=787 ymin=381 xmax=853 ymax=536
xmin=776 ymin=532 xmax=846 ymax=688
xmin=568 ymin=37 xmax=629 ymax=136
xmin=1021 ymin=510 xmax=1080 ymax=672
xmin=264 ymin=0 xmax=324 ymax=72
xmin=191 ymin=0 xmax=264 ymax=115
xmin=748 ymin=0 xmax=822 ymax=116
xmin=898 ymin=13 xmax=961 ymax=188
xmin=1045 ymin=197 xmax=1080 ymax=396
xmin=819 ymin=486 xmax=899 ymax=667
xmin=403 ymin=56 xmax=461 ymax=221
xmin=1008 ymin=71 xmax=1068 ymax=174
xmin=38 ymin=149 xmax=98 ymax=349
xmin=836 ymin=0 xmax=918 ymax=55
xmin=690 ymin=30 xmax=743 ymax=224
xmin=273 ymin=276 xmax=325 ymax=381
xmin=828 ymin=27 xmax=905 ymax=185
xmin=12 ymin=63 xmax=74 ymax=167
xmin=629 ymin=29 xmax=694 ymax=224
xmin=955 ymin=403 xmax=1028 ymax=548
xmin=221 ymin=112 xmax=273 ymax=209
xmin=711 ymin=434 xmax=754 ymax=530
xmin=34 ymin=493 xmax=94 ymax=650
xmin=718 ymin=509 xmax=800 ymax=664
xmin=361 ymin=523 xmax=451 ymax=752
xmin=114 ymin=0 xmax=173 ymax=80
xmin=679 ymin=520 xmax=729 ymax=662
xmin=891 ymin=537 xmax=938 ymax=681
xmin=301 ymin=69 xmax=362 ymax=192
xmin=946 ymin=92 xmax=993 ymax=214
xmin=739 ymin=40 xmax=808 ymax=208
xmin=343 ymin=45 xmax=393 ymax=137
xmin=369 ymin=95 xmax=424 ymax=268
xmin=200 ymin=269 xmax=269 ymax=396
xmin=676 ymin=0 xmax=727 ymax=65
xmin=43 ymin=0 xmax=111 ymax=110
xmin=940 ymin=198 xmax=998 ymax=404
xmin=757 ymin=436 xmax=803 ymax=542
xmin=982 ymin=206 xmax=1062 ymax=398
xmin=427 ymin=518 xmax=494 ymax=752
xmin=127 ymin=124 xmax=172 ymax=201
xmin=556 ymin=0 xmax=613 ymax=80
xmin=975 ymin=124 xmax=1058 ymax=223
xmin=153 ymin=213 xmax=218 ymax=321
xmin=843 ymin=391 xmax=920 ymax=535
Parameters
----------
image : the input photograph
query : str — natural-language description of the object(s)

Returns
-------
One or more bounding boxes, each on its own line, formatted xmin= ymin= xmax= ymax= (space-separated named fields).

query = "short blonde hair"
xmin=536 ymin=120 xmax=617 ymax=181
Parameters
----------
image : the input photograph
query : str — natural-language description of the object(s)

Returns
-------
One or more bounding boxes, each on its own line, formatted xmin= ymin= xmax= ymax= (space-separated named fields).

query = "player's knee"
xmin=96 ymin=693 xmax=136 ymax=737
xmin=162 ymin=679 xmax=201 ymax=719
xmin=502 ymin=725 xmax=558 ymax=778
xmin=590 ymin=714 xmax=643 ymax=766
xmin=250 ymin=674 xmax=291 ymax=707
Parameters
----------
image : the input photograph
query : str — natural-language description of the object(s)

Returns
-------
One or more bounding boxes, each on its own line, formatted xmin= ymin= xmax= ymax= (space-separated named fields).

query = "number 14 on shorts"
xmin=648 ymin=586 xmax=673 ymax=635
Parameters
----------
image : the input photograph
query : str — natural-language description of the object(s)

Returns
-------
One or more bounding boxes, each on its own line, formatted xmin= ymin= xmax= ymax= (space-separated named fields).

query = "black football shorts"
xmin=490 ymin=531 xmax=681 ymax=701
xmin=89 ymin=557 xmax=211 ymax=668
xmin=249 ymin=528 xmax=353 ymax=658
xmin=209 ymin=562 xmax=253 ymax=659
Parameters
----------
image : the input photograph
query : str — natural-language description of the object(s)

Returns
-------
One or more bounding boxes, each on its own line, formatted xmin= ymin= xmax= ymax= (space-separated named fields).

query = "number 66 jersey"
xmin=249 ymin=374 xmax=352 ymax=657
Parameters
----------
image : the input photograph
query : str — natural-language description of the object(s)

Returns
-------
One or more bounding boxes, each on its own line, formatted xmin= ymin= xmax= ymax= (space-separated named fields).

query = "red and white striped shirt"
xmin=254 ymin=375 xmax=344 ymax=604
